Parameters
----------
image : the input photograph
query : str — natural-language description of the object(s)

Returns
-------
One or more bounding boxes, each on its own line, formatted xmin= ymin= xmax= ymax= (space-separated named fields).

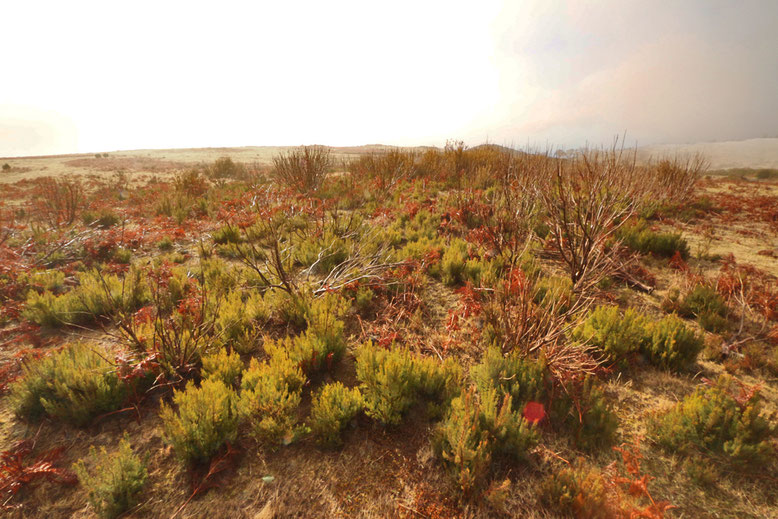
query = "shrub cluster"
xmin=648 ymin=375 xmax=775 ymax=466
xmin=201 ymin=348 xmax=244 ymax=387
xmin=239 ymin=352 xmax=306 ymax=447
xmin=355 ymin=342 xmax=462 ymax=425
xmin=663 ymin=284 xmax=728 ymax=332
xmin=433 ymin=386 xmax=538 ymax=496
xmin=73 ymin=435 xmax=148 ymax=519
xmin=575 ymin=305 xmax=703 ymax=371
xmin=160 ymin=378 xmax=241 ymax=464
xmin=10 ymin=343 xmax=128 ymax=426
xmin=617 ymin=220 xmax=689 ymax=258
xmin=540 ymin=462 xmax=608 ymax=519
xmin=310 ymin=382 xmax=364 ymax=447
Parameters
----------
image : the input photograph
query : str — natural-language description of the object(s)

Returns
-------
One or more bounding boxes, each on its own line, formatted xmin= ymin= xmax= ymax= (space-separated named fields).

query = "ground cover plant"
xmin=1 ymin=143 xmax=777 ymax=518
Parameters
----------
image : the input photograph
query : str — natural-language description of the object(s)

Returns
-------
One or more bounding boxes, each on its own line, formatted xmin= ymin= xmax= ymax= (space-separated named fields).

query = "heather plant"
xmin=648 ymin=375 xmax=774 ymax=466
xmin=470 ymin=347 xmax=546 ymax=409
xmin=433 ymin=386 xmax=538 ymax=496
xmin=24 ymin=267 xmax=147 ymax=327
xmin=643 ymin=314 xmax=703 ymax=370
xmin=617 ymin=220 xmax=689 ymax=258
xmin=10 ymin=343 xmax=128 ymax=426
xmin=549 ymin=377 xmax=618 ymax=451
xmin=160 ymin=378 xmax=241 ymax=464
xmin=201 ymin=348 xmax=244 ymax=387
xmin=239 ymin=354 xmax=306 ymax=447
xmin=573 ymin=305 xmax=648 ymax=367
xmin=310 ymin=382 xmax=364 ymax=447
xmin=73 ymin=435 xmax=148 ymax=519
xmin=355 ymin=342 xmax=461 ymax=425
xmin=214 ymin=290 xmax=267 ymax=353
xmin=540 ymin=462 xmax=609 ymax=519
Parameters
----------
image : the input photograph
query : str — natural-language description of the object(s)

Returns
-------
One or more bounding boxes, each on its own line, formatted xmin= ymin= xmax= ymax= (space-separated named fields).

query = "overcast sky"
xmin=1 ymin=0 xmax=776 ymax=157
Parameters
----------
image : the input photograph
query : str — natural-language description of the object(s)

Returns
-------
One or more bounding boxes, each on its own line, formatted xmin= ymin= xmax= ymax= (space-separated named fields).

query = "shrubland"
xmin=2 ymin=144 xmax=777 ymax=518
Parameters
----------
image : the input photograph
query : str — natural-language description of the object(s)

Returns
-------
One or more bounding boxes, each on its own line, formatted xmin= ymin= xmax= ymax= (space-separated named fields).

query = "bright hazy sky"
xmin=1 ymin=0 xmax=776 ymax=157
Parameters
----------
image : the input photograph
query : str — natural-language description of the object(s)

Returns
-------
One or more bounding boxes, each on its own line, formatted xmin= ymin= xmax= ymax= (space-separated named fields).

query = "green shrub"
xmin=672 ymin=284 xmax=729 ymax=332
xmin=310 ymin=382 xmax=364 ymax=447
xmin=438 ymin=239 xmax=481 ymax=286
xmin=212 ymin=224 xmax=242 ymax=245
xmin=470 ymin=347 xmax=546 ymax=408
xmin=433 ymin=386 xmax=538 ymax=496
xmin=82 ymin=210 xmax=121 ymax=229
xmin=160 ymin=379 xmax=241 ymax=464
xmin=215 ymin=290 xmax=267 ymax=353
xmin=355 ymin=342 xmax=461 ymax=425
xmin=573 ymin=305 xmax=648 ymax=366
xmin=648 ymin=375 xmax=774 ymax=466
xmin=550 ymin=378 xmax=618 ymax=451
xmin=24 ymin=268 xmax=147 ymax=327
xmin=540 ymin=462 xmax=608 ymax=518
xmin=10 ymin=343 xmax=128 ymax=426
xmin=201 ymin=348 xmax=244 ymax=387
xmin=73 ymin=435 xmax=148 ymax=519
xmin=157 ymin=236 xmax=174 ymax=251
xmin=618 ymin=220 xmax=689 ymax=258
xmin=239 ymin=354 xmax=306 ymax=447
xmin=643 ymin=314 xmax=703 ymax=370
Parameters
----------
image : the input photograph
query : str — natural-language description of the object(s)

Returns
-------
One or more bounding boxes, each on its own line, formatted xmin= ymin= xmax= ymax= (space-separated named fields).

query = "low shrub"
xmin=215 ymin=290 xmax=267 ymax=353
xmin=433 ymin=386 xmax=538 ymax=496
xmin=10 ymin=343 xmax=128 ymax=426
xmin=355 ymin=342 xmax=461 ymax=425
xmin=648 ymin=375 xmax=774 ymax=466
xmin=618 ymin=220 xmax=689 ymax=258
xmin=644 ymin=314 xmax=703 ymax=370
xmin=677 ymin=284 xmax=727 ymax=319
xmin=160 ymin=379 xmax=241 ymax=464
xmin=73 ymin=435 xmax=148 ymax=519
xmin=82 ymin=210 xmax=121 ymax=229
xmin=239 ymin=354 xmax=306 ymax=447
xmin=550 ymin=377 xmax=618 ymax=451
xmin=310 ymin=382 xmax=364 ymax=447
xmin=470 ymin=347 xmax=546 ymax=408
xmin=24 ymin=268 xmax=147 ymax=327
xmin=540 ymin=462 xmax=608 ymax=519
xmin=573 ymin=305 xmax=648 ymax=367
xmin=271 ymin=146 xmax=331 ymax=193
xmin=201 ymin=348 xmax=244 ymax=387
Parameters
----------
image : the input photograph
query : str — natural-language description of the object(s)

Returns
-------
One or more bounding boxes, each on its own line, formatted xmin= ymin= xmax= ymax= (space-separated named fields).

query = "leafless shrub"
xmin=538 ymin=145 xmax=646 ymax=292
xmin=650 ymin=153 xmax=708 ymax=204
xmin=271 ymin=146 xmax=332 ymax=193
xmin=32 ymin=177 xmax=86 ymax=228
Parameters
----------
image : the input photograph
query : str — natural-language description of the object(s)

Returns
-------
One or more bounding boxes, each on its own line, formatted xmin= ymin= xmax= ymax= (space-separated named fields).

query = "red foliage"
xmin=607 ymin=441 xmax=675 ymax=519
xmin=0 ymin=440 xmax=77 ymax=510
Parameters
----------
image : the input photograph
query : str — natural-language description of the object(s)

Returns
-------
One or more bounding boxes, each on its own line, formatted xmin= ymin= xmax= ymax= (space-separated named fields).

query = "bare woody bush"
xmin=650 ymin=154 xmax=707 ymax=204
xmin=539 ymin=146 xmax=646 ymax=292
xmin=31 ymin=177 xmax=86 ymax=228
xmin=271 ymin=146 xmax=332 ymax=193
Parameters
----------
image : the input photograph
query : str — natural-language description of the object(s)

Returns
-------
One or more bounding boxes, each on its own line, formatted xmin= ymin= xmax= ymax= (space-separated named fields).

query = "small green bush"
xmin=310 ymin=382 xmax=364 ymax=447
xmin=644 ymin=314 xmax=703 ymax=370
xmin=438 ymin=239 xmax=481 ymax=286
xmin=470 ymin=347 xmax=546 ymax=408
xmin=24 ymin=268 xmax=147 ymax=327
xmin=73 ymin=435 xmax=148 ymax=519
xmin=201 ymin=348 xmax=244 ymax=387
xmin=355 ymin=342 xmax=461 ymax=425
xmin=540 ymin=462 xmax=608 ymax=519
xmin=160 ymin=379 xmax=241 ymax=464
xmin=648 ymin=375 xmax=774 ymax=466
xmin=677 ymin=284 xmax=727 ymax=319
xmin=215 ymin=290 xmax=267 ymax=353
xmin=550 ymin=378 xmax=618 ymax=451
xmin=239 ymin=354 xmax=306 ymax=447
xmin=433 ymin=386 xmax=538 ymax=496
xmin=618 ymin=220 xmax=689 ymax=258
xmin=10 ymin=343 xmax=128 ymax=426
xmin=573 ymin=305 xmax=648 ymax=366
xmin=82 ymin=210 xmax=121 ymax=229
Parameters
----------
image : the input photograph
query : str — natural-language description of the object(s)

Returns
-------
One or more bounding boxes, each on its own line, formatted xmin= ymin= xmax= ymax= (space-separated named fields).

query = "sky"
xmin=1 ymin=0 xmax=776 ymax=157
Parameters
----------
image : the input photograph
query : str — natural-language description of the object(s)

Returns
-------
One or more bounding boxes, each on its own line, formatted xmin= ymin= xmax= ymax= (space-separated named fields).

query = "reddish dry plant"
xmin=170 ymin=443 xmax=241 ymax=519
xmin=607 ymin=440 xmax=675 ymax=519
xmin=29 ymin=176 xmax=86 ymax=228
xmin=0 ymin=440 xmax=77 ymax=510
